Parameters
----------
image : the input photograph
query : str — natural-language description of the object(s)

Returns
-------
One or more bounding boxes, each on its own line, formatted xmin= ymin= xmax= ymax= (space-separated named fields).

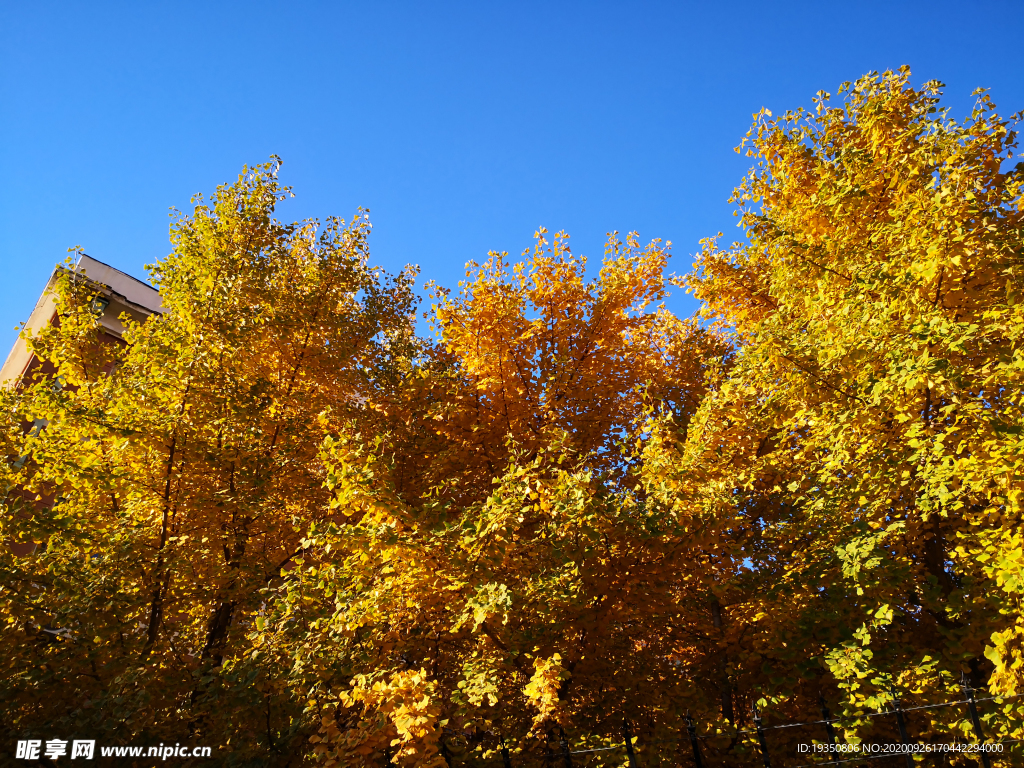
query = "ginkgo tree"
xmin=0 ymin=159 xmax=417 ymax=763
xmin=252 ymin=230 xmax=730 ymax=766
xmin=661 ymin=66 xmax=1024 ymax=755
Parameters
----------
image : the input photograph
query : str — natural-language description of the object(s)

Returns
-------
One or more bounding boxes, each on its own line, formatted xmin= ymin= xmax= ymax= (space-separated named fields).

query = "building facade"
xmin=3 ymin=255 xmax=162 ymax=555
xmin=1 ymin=255 xmax=162 ymax=387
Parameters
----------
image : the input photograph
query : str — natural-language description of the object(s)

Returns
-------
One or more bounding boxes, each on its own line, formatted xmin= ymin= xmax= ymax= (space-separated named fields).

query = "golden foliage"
xmin=2 ymin=69 xmax=1022 ymax=765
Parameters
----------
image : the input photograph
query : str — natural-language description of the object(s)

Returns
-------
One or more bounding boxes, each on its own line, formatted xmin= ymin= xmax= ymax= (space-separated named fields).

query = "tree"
xmin=0 ymin=159 xmax=417 ymax=763
xmin=668 ymin=66 xmax=1024 ymax=751
xmin=255 ymin=230 xmax=731 ymax=766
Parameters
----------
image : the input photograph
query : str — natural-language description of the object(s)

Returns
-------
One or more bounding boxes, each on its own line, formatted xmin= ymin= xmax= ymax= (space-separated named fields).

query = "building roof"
xmin=1 ymin=255 xmax=162 ymax=386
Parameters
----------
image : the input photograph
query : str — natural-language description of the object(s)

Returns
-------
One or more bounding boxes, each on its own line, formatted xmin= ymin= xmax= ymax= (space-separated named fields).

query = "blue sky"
xmin=2 ymin=1 xmax=1022 ymax=352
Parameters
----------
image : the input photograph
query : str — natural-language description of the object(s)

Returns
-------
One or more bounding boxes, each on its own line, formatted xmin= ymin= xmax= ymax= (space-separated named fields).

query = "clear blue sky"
xmin=2 ymin=1 xmax=1022 ymax=352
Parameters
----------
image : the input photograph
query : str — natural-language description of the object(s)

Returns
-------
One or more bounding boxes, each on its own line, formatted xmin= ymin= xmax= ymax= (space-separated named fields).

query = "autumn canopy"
xmin=1 ymin=68 xmax=1022 ymax=766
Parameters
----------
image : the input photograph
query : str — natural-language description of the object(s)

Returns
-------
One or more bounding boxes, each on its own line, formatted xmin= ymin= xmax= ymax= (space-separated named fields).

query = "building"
xmin=2 ymin=255 xmax=162 ymax=556
xmin=1 ymin=255 xmax=163 ymax=387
